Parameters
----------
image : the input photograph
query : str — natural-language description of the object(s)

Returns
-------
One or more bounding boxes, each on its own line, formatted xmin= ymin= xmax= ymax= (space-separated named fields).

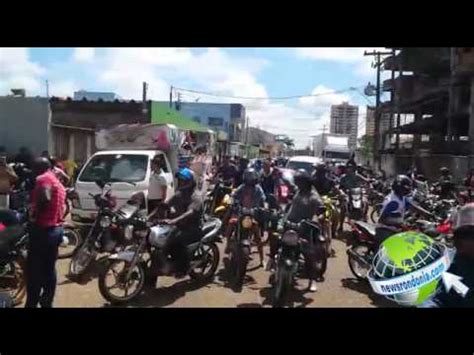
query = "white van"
xmin=70 ymin=150 xmax=175 ymax=226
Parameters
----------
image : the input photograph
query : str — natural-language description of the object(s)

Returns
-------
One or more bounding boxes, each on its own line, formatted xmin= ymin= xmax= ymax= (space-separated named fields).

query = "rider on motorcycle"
xmin=421 ymin=203 xmax=474 ymax=307
xmin=337 ymin=161 xmax=370 ymax=232
xmin=376 ymin=175 xmax=434 ymax=246
xmin=437 ymin=167 xmax=456 ymax=199
xmin=225 ymin=168 xmax=266 ymax=267
xmin=312 ymin=163 xmax=336 ymax=197
xmin=281 ymin=169 xmax=325 ymax=292
xmin=159 ymin=168 xmax=203 ymax=277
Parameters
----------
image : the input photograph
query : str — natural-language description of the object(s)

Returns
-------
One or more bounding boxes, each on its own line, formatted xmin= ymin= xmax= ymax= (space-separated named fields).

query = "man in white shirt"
xmin=148 ymin=155 xmax=168 ymax=219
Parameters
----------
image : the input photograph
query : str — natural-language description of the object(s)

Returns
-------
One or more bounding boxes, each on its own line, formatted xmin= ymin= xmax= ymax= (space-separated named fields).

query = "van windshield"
xmin=79 ymin=154 xmax=148 ymax=183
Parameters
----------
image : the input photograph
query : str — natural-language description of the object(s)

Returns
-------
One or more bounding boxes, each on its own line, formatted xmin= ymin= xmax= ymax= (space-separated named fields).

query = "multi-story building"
xmin=379 ymin=47 xmax=474 ymax=181
xmin=330 ymin=102 xmax=359 ymax=150
xmin=158 ymin=101 xmax=246 ymax=143
xmin=365 ymin=106 xmax=375 ymax=137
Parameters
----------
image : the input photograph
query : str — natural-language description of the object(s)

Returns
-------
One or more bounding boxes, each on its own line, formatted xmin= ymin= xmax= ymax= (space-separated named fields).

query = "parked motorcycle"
xmin=270 ymin=219 xmax=326 ymax=308
xmin=68 ymin=180 xmax=141 ymax=279
xmin=346 ymin=220 xmax=377 ymax=280
xmin=0 ymin=223 xmax=28 ymax=306
xmin=98 ymin=217 xmax=222 ymax=305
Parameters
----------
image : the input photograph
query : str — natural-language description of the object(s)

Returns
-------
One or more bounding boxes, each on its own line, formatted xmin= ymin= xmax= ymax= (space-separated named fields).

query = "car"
xmin=285 ymin=156 xmax=322 ymax=174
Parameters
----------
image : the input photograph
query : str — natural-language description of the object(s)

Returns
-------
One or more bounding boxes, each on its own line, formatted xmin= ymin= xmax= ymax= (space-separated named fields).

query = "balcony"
xmin=383 ymin=48 xmax=450 ymax=75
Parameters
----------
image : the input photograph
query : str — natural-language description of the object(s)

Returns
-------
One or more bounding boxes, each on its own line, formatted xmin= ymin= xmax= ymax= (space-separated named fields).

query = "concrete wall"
xmin=381 ymin=153 xmax=474 ymax=183
xmin=0 ymin=97 xmax=50 ymax=156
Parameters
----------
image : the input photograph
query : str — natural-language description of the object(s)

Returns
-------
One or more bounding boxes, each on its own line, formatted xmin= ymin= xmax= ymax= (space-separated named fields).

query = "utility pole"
xmin=142 ymin=82 xmax=148 ymax=114
xmin=245 ymin=116 xmax=250 ymax=145
xmin=169 ymin=85 xmax=173 ymax=109
xmin=46 ymin=80 xmax=50 ymax=98
xmin=364 ymin=50 xmax=392 ymax=170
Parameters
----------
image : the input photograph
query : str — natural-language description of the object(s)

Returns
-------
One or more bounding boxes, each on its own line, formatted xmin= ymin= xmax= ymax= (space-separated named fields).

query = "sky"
xmin=0 ymin=47 xmax=391 ymax=148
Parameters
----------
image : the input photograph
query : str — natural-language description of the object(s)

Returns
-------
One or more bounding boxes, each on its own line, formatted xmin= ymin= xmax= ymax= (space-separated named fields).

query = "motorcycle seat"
xmin=354 ymin=221 xmax=376 ymax=237
xmin=0 ymin=226 xmax=26 ymax=257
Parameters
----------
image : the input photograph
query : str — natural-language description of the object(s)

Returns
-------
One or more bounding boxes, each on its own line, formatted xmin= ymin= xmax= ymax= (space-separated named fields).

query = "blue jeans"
xmin=25 ymin=225 xmax=63 ymax=308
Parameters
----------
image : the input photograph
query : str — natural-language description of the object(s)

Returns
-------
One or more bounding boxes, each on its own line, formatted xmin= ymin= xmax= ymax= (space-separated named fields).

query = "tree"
xmin=358 ymin=135 xmax=373 ymax=164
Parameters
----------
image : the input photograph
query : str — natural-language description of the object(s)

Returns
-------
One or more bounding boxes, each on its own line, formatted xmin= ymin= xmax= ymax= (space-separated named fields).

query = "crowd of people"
xmin=3 ymin=145 xmax=474 ymax=307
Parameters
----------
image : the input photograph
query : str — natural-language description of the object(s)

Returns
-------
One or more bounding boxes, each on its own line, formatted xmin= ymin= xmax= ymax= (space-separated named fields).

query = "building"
xmin=330 ymin=102 xmax=359 ymax=150
xmin=246 ymin=127 xmax=284 ymax=157
xmin=365 ymin=106 xmax=375 ymax=137
xmin=0 ymin=95 xmax=148 ymax=164
xmin=73 ymin=90 xmax=122 ymax=102
xmin=377 ymin=47 xmax=474 ymax=181
xmin=160 ymin=101 xmax=245 ymax=143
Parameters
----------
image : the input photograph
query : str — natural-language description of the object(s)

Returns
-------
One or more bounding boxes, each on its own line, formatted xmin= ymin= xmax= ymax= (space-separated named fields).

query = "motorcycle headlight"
xmin=124 ymin=225 xmax=134 ymax=240
xmin=241 ymin=216 xmax=253 ymax=229
xmin=222 ymin=194 xmax=231 ymax=206
xmin=99 ymin=216 xmax=111 ymax=228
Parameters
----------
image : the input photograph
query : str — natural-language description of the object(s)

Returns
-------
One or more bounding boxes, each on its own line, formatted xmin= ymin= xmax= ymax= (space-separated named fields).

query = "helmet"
xmin=175 ymin=168 xmax=196 ymax=192
xmin=294 ymin=169 xmax=312 ymax=190
xmin=452 ymin=203 xmax=474 ymax=235
xmin=440 ymin=167 xmax=450 ymax=175
xmin=315 ymin=163 xmax=326 ymax=172
xmin=243 ymin=168 xmax=258 ymax=186
xmin=391 ymin=175 xmax=412 ymax=196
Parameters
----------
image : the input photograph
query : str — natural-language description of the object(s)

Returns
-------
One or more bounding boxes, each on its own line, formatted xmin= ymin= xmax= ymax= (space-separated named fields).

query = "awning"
xmin=151 ymin=102 xmax=212 ymax=133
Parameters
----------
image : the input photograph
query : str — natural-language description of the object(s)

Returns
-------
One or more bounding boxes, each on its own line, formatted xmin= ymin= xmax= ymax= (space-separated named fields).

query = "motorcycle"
xmin=68 ymin=180 xmax=141 ymax=279
xmin=0 ymin=223 xmax=28 ymax=306
xmin=270 ymin=219 xmax=326 ymax=308
xmin=346 ymin=220 xmax=377 ymax=280
xmin=347 ymin=187 xmax=367 ymax=221
xmin=98 ymin=216 xmax=222 ymax=305
xmin=226 ymin=205 xmax=265 ymax=291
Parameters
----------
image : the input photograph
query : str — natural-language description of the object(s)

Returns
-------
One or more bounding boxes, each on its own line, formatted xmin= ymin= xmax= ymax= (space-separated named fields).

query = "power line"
xmin=173 ymin=85 xmax=365 ymax=101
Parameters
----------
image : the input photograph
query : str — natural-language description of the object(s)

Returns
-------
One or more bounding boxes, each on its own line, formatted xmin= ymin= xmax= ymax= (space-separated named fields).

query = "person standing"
xmin=148 ymin=155 xmax=168 ymax=220
xmin=25 ymin=158 xmax=65 ymax=308
xmin=0 ymin=155 xmax=18 ymax=209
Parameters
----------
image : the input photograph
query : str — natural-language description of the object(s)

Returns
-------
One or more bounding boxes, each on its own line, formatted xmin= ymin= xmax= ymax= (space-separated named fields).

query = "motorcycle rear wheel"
xmin=98 ymin=259 xmax=145 ymax=305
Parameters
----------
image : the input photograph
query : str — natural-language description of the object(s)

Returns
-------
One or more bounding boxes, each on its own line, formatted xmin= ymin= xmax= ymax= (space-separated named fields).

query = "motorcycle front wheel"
xmin=58 ymin=227 xmax=83 ymax=259
xmin=189 ymin=243 xmax=220 ymax=282
xmin=229 ymin=245 xmax=250 ymax=292
xmin=68 ymin=240 xmax=97 ymax=278
xmin=347 ymin=244 xmax=373 ymax=280
xmin=0 ymin=257 xmax=27 ymax=306
xmin=98 ymin=259 xmax=145 ymax=305
xmin=272 ymin=264 xmax=293 ymax=308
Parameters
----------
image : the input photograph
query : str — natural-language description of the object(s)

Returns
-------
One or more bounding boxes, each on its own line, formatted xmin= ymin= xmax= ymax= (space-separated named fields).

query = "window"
xmin=208 ymin=117 xmax=224 ymax=127
xmin=79 ymin=154 xmax=148 ymax=183
xmin=192 ymin=116 xmax=201 ymax=123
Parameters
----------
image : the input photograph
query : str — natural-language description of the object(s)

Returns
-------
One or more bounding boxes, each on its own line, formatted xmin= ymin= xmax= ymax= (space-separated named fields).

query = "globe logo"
xmin=367 ymin=232 xmax=452 ymax=306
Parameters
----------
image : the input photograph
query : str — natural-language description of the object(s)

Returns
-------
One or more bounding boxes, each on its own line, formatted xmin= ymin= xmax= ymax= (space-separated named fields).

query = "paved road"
xmin=48 ymin=234 xmax=394 ymax=308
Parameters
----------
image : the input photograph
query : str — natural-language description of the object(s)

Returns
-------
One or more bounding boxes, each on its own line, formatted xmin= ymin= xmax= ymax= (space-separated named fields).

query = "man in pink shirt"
xmin=25 ymin=157 xmax=65 ymax=308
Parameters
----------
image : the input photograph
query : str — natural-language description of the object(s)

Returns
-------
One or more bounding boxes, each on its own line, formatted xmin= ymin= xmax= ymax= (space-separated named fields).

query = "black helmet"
xmin=315 ymin=163 xmax=326 ymax=172
xmin=391 ymin=175 xmax=412 ymax=196
xmin=453 ymin=203 xmax=474 ymax=233
xmin=294 ymin=169 xmax=312 ymax=190
xmin=243 ymin=168 xmax=258 ymax=186
xmin=175 ymin=168 xmax=196 ymax=192
xmin=440 ymin=167 xmax=450 ymax=175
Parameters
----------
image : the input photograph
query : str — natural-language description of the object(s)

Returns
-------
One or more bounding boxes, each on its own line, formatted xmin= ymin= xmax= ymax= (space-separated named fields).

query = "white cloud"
xmin=0 ymin=48 xmax=45 ymax=94
xmin=295 ymin=47 xmax=388 ymax=78
xmin=72 ymin=48 xmax=95 ymax=63
xmin=49 ymin=80 xmax=78 ymax=98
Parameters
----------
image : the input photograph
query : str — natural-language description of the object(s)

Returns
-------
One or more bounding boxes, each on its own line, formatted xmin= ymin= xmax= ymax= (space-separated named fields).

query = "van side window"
xmin=155 ymin=154 xmax=169 ymax=173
